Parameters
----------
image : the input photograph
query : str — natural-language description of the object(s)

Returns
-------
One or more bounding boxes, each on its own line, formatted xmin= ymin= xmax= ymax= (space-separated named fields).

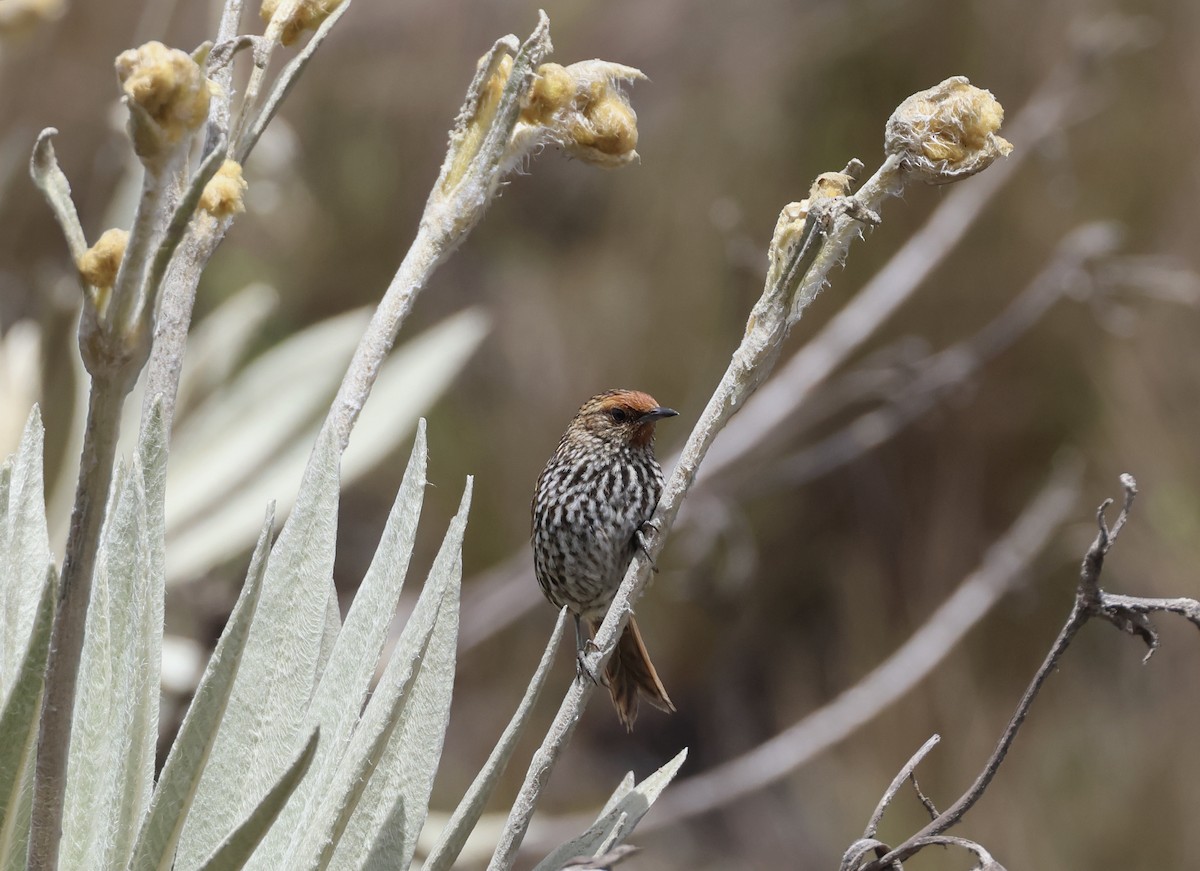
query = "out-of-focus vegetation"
xmin=3 ymin=1 xmax=1199 ymax=868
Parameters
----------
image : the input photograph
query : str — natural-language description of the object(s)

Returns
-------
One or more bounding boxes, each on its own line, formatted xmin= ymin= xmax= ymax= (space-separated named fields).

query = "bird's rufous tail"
xmin=592 ymin=614 xmax=674 ymax=731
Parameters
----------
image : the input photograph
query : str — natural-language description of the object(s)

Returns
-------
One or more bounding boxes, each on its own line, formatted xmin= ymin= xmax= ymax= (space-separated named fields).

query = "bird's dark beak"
xmin=639 ymin=406 xmax=678 ymax=423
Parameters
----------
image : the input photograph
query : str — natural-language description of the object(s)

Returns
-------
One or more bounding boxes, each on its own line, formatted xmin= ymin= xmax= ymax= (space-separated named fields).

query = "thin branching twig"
xmin=846 ymin=475 xmax=1200 ymax=871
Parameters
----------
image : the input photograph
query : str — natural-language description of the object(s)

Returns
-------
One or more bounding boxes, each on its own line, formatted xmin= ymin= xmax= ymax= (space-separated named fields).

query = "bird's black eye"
xmin=609 ymin=407 xmax=629 ymax=424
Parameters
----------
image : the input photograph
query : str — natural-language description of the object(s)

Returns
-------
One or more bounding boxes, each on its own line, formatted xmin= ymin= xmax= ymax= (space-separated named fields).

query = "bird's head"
xmin=571 ymin=389 xmax=678 ymax=448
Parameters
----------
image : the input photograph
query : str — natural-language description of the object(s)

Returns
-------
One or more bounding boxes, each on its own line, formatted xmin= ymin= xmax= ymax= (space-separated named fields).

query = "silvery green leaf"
xmin=61 ymin=453 xmax=156 ymax=870
xmin=0 ymin=565 xmax=55 ymax=871
xmin=128 ymin=508 xmax=274 ymax=871
xmin=597 ymin=773 xmax=635 ymax=819
xmin=166 ymin=307 xmax=371 ymax=534
xmin=288 ymin=479 xmax=471 ymax=871
xmin=252 ymin=423 xmax=428 ymax=867
xmin=532 ymin=750 xmax=688 ymax=871
xmin=166 ymin=308 xmax=487 ymax=583
xmin=176 ymin=426 xmax=339 ymax=868
xmin=195 ymin=728 xmax=320 ymax=871
xmin=316 ymin=581 xmax=341 ymax=683
xmin=173 ymin=283 xmax=277 ymax=417
xmin=139 ymin=399 xmax=168 ymax=801
xmin=29 ymin=130 xmax=87 ymax=262
xmin=1 ymin=407 xmax=51 ymax=697
xmin=423 ymin=608 xmax=567 ymax=871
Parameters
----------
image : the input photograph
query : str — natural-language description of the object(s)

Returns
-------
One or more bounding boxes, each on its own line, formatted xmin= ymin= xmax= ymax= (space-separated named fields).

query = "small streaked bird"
xmin=532 ymin=389 xmax=678 ymax=729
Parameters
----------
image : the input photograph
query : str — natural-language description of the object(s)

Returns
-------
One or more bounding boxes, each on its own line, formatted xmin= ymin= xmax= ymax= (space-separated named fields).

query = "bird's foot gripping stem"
xmin=573 ymin=614 xmax=607 ymax=686
xmin=636 ymin=519 xmax=661 ymax=572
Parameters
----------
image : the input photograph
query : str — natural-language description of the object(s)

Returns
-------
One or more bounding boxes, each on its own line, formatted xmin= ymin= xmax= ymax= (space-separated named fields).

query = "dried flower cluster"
xmin=199 ymin=160 xmax=248 ymax=219
xmin=884 ymin=76 xmax=1012 ymax=183
xmin=518 ymin=60 xmax=645 ymax=167
xmin=76 ymin=228 xmax=129 ymax=295
xmin=474 ymin=57 xmax=646 ymax=170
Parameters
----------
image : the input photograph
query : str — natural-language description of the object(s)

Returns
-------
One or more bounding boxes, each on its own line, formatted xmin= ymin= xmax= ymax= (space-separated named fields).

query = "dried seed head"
xmin=522 ymin=62 xmax=576 ymax=124
xmin=516 ymin=60 xmax=645 ymax=168
xmin=261 ymin=0 xmax=344 ymax=46
xmin=809 ymin=170 xmax=856 ymax=201
xmin=885 ymin=76 xmax=1012 ymax=184
xmin=77 ymin=228 xmax=129 ymax=292
xmin=200 ymin=160 xmax=248 ymax=219
xmin=115 ymin=41 xmax=211 ymax=160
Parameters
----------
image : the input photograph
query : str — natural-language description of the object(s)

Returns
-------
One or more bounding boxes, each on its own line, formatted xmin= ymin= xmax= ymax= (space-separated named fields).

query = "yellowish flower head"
xmin=200 ymin=160 xmax=248 ymax=219
xmin=77 ymin=228 xmax=129 ymax=291
xmin=115 ymin=41 xmax=211 ymax=159
xmin=518 ymin=60 xmax=646 ymax=168
xmin=885 ymin=77 xmax=1012 ymax=184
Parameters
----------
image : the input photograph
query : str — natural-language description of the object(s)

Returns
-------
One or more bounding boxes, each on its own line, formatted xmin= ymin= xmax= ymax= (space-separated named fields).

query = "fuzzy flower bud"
xmin=199 ymin=160 xmax=248 ymax=219
xmin=77 ymin=228 xmax=129 ymax=292
xmin=517 ymin=60 xmax=646 ymax=168
xmin=261 ymin=0 xmax=344 ymax=47
xmin=115 ymin=41 xmax=211 ymax=161
xmin=885 ymin=76 xmax=1012 ymax=184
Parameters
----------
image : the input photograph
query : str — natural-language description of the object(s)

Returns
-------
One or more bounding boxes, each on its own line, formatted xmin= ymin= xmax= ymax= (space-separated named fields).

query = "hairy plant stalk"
xmin=318 ymin=15 xmax=554 ymax=454
xmin=140 ymin=233 xmax=220 ymax=430
xmin=28 ymin=374 xmax=126 ymax=869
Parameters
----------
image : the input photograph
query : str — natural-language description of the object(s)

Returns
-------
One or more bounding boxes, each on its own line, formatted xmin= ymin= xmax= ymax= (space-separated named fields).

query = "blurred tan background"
xmin=3 ymin=0 xmax=1200 ymax=868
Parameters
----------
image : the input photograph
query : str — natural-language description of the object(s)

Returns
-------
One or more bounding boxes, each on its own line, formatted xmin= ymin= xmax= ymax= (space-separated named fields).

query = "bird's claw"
xmin=636 ymin=520 xmax=661 ymax=572
xmin=575 ymin=641 xmax=606 ymax=687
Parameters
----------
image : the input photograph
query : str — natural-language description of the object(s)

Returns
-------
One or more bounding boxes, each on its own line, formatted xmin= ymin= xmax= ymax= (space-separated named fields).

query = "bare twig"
xmin=864 ymin=735 xmax=941 ymax=839
xmin=850 ymin=475 xmax=1200 ymax=871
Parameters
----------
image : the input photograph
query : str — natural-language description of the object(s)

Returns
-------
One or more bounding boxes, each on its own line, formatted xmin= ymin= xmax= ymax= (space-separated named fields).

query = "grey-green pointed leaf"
xmin=423 ymin=607 xmax=567 ymax=871
xmin=129 ymin=508 xmax=274 ymax=871
xmin=195 ymin=729 xmax=320 ymax=871
xmin=167 ymin=308 xmax=370 ymax=534
xmin=1 ymin=407 xmax=51 ymax=697
xmin=288 ymin=479 xmax=472 ymax=870
xmin=532 ymin=749 xmax=688 ymax=871
xmin=176 ymin=426 xmax=340 ymax=867
xmin=252 ymin=423 xmax=428 ymax=868
xmin=0 ymin=565 xmax=55 ymax=871
xmin=61 ymin=453 xmax=156 ymax=871
xmin=139 ymin=400 xmax=168 ymax=837
xmin=166 ymin=308 xmax=487 ymax=583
